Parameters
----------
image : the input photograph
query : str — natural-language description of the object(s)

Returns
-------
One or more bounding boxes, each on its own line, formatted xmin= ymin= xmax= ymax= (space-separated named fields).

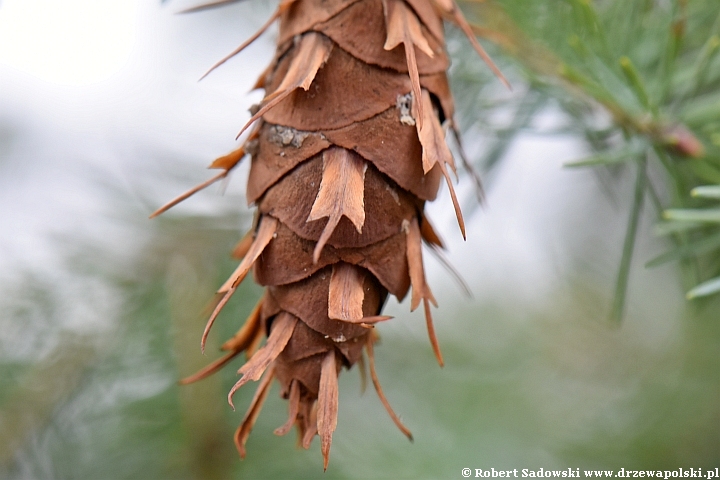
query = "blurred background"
xmin=1 ymin=0 xmax=719 ymax=478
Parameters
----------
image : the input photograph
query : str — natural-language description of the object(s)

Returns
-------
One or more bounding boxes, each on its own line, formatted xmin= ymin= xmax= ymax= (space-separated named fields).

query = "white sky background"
xmin=0 ymin=0 xmax=139 ymax=86
xmin=0 ymin=0 xmax=272 ymax=271
xmin=0 ymin=0 xmax=683 ymax=328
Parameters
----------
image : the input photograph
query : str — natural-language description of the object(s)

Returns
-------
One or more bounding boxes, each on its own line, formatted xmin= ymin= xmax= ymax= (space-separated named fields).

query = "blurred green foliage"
xmin=459 ymin=0 xmax=720 ymax=315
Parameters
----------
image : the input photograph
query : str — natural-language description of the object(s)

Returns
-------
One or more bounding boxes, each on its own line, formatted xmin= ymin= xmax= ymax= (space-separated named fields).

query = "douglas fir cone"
xmin=152 ymin=0 xmax=505 ymax=469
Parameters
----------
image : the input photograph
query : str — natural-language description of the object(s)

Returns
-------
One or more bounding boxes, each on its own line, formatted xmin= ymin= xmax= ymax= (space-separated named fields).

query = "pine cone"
xmin=152 ymin=0 xmax=506 ymax=469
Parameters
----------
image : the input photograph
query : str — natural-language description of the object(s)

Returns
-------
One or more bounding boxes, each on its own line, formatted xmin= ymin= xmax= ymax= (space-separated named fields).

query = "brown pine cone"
xmin=152 ymin=0 xmax=506 ymax=470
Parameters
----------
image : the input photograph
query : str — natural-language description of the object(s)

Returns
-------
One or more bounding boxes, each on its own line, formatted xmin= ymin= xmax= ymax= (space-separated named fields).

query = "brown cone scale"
xmin=258 ymin=153 xmax=420 ymax=249
xmin=308 ymin=0 xmax=449 ymax=74
xmin=158 ymin=0 xmax=503 ymax=469
xmin=261 ymin=34 xmax=454 ymax=131
xmin=248 ymin=108 xmax=443 ymax=203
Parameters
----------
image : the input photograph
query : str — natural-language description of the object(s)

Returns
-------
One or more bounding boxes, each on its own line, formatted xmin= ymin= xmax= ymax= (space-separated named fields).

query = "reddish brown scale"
xmin=153 ymin=0 xmax=505 ymax=469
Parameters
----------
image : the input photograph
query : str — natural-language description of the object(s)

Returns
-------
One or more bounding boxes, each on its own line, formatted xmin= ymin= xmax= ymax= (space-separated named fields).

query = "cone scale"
xmin=155 ymin=0 xmax=504 ymax=468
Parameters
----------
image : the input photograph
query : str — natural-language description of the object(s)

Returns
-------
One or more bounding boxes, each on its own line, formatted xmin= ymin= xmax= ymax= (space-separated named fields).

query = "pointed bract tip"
xmin=321 ymin=436 xmax=332 ymax=471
